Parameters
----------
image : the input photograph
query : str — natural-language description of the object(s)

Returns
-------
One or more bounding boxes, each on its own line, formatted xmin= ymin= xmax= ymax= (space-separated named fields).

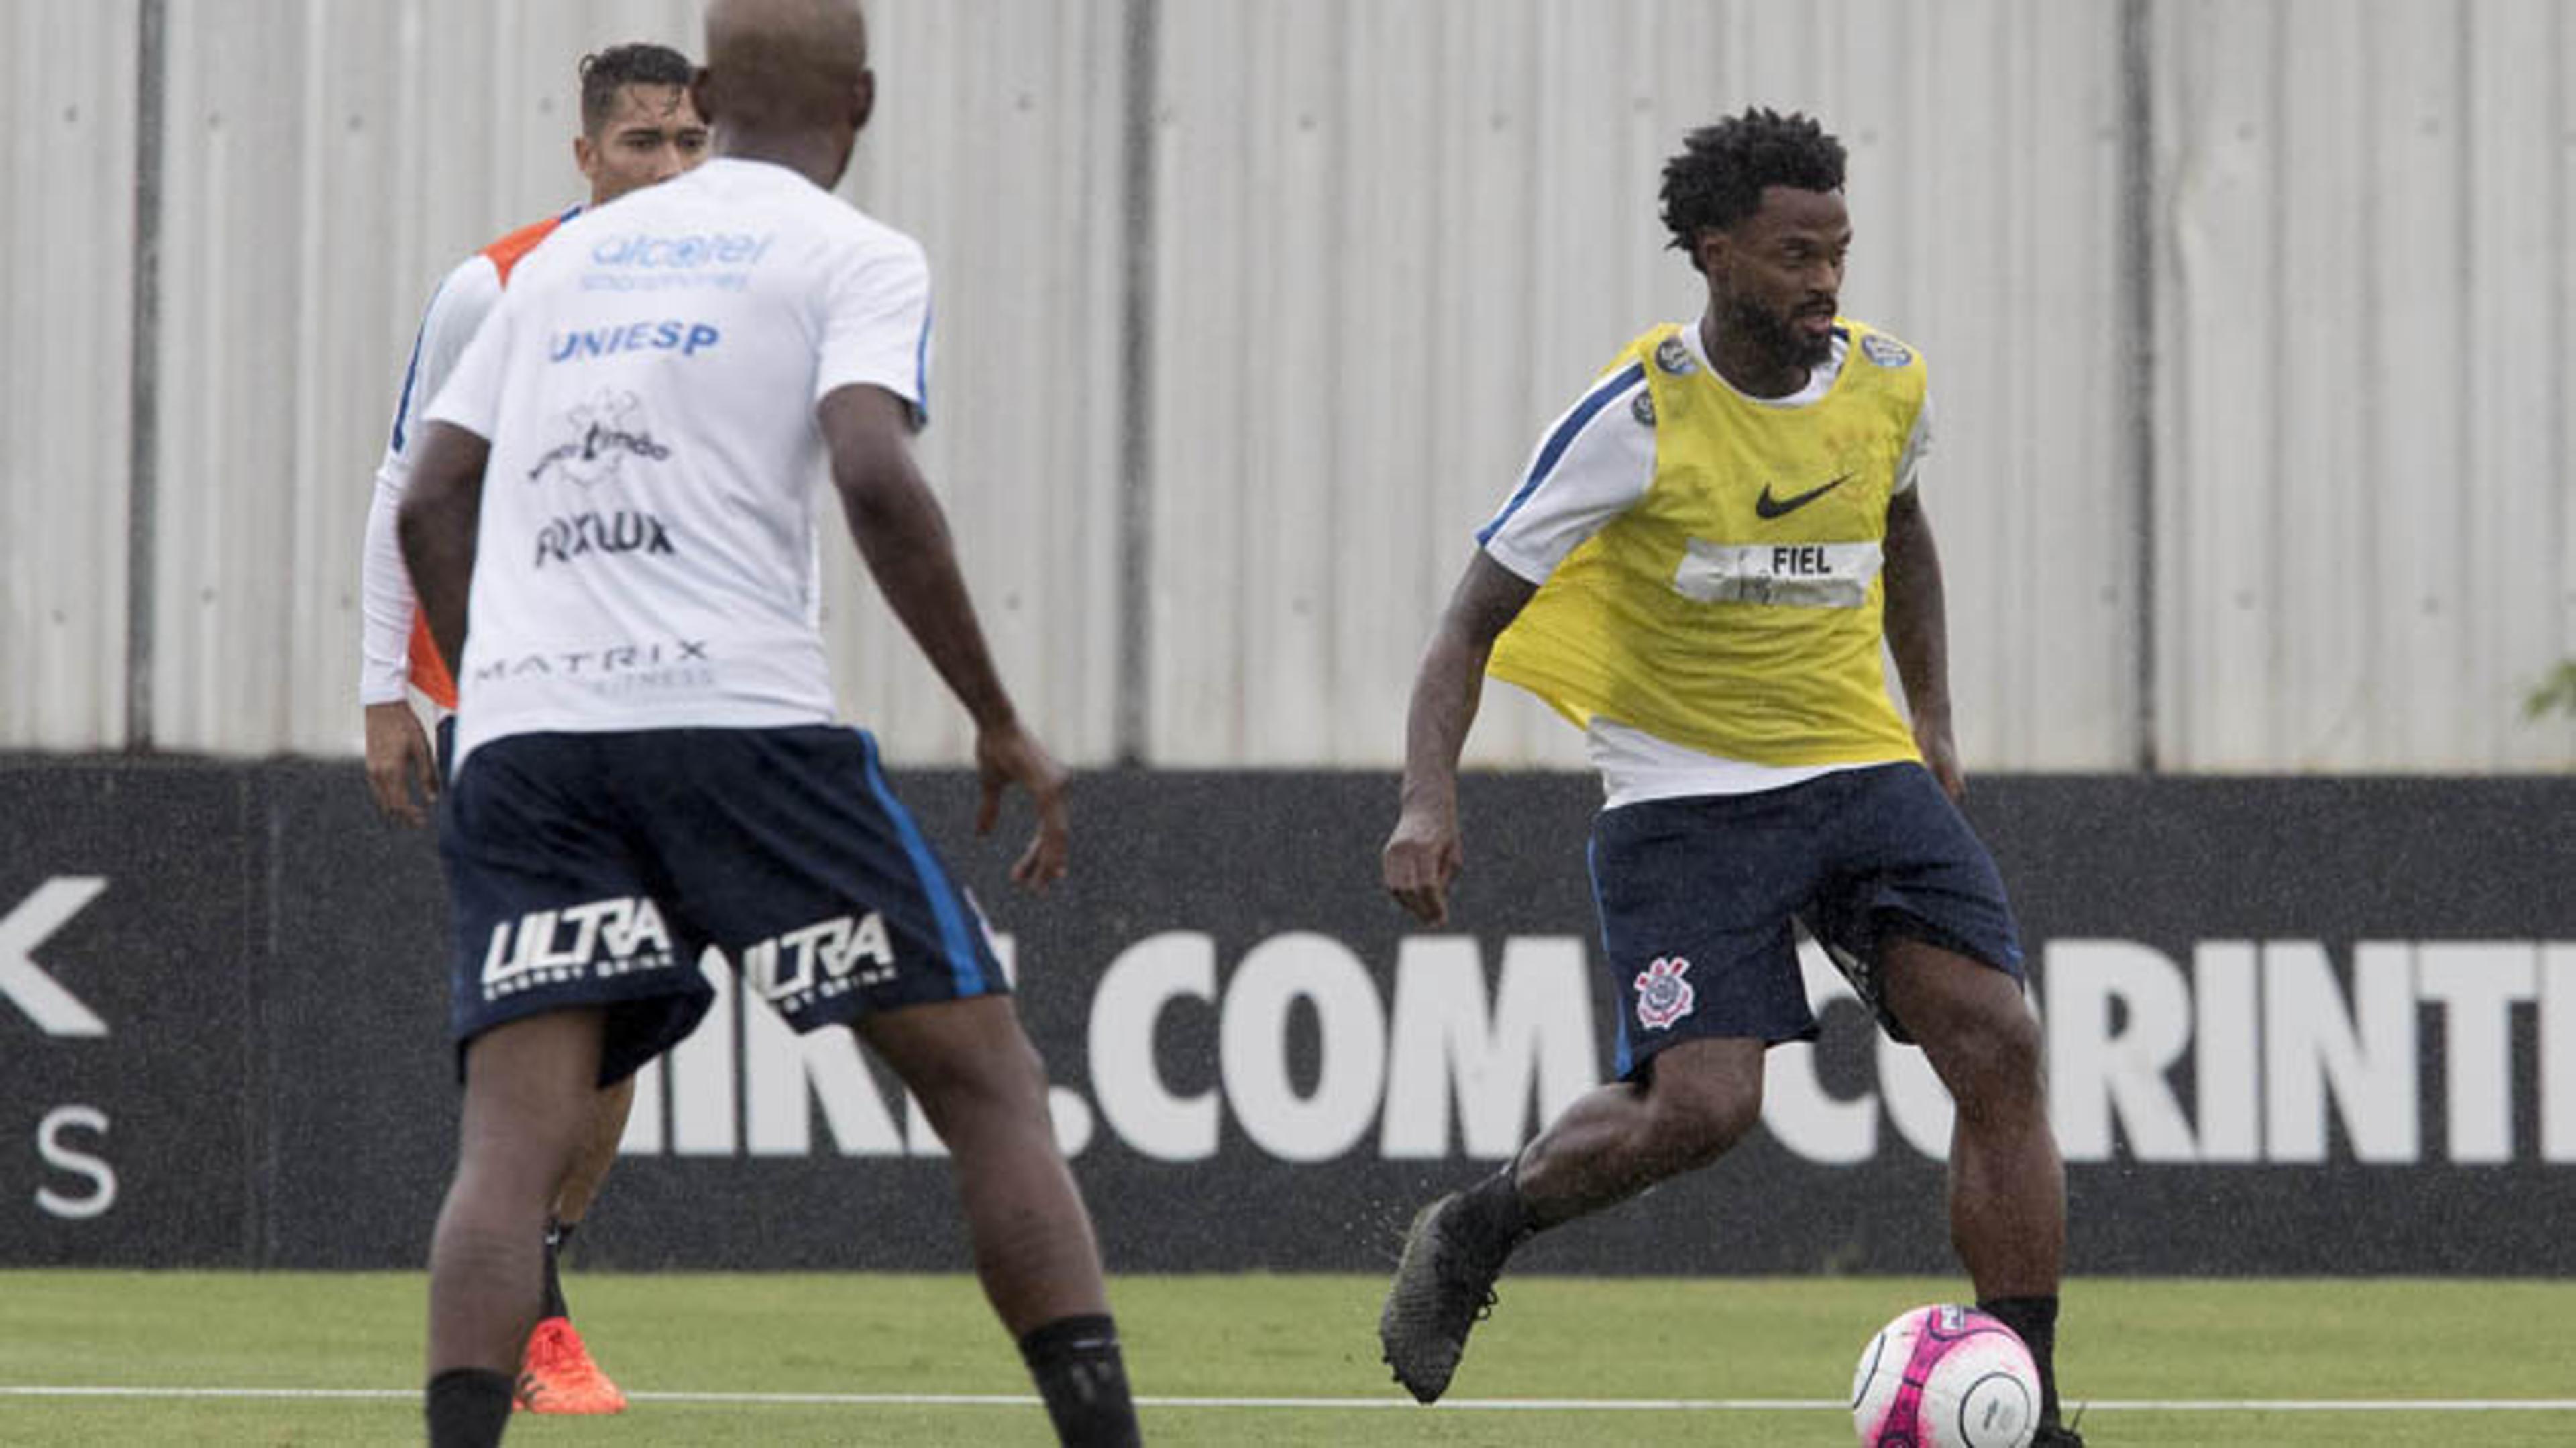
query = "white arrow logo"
xmin=0 ymin=876 xmax=109 ymax=1037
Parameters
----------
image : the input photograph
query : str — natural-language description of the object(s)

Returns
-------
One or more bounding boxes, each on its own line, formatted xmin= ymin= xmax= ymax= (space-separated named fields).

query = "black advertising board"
xmin=3 ymin=758 xmax=2571 ymax=1275
xmin=0 ymin=762 xmax=262 ymax=1265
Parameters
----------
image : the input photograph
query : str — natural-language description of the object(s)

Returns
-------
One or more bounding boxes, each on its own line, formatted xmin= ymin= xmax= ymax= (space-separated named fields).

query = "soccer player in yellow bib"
xmin=1377 ymin=109 xmax=2082 ymax=1446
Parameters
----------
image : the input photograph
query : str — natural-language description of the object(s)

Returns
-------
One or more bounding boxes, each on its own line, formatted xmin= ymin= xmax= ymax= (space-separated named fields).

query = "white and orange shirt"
xmin=360 ymin=208 xmax=578 ymax=711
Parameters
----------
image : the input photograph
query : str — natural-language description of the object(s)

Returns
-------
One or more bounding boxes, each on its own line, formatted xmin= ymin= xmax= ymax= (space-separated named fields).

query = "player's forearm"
xmin=1401 ymin=552 xmax=1541 ymax=813
xmin=396 ymin=424 xmax=489 ymax=678
xmin=397 ymin=491 xmax=476 ymax=677
xmin=1882 ymin=501 xmax=1954 ymax=728
xmin=1398 ymin=623 xmax=1495 ymax=818
xmin=358 ymin=464 xmax=419 ymax=705
xmin=839 ymin=480 xmax=1018 ymax=733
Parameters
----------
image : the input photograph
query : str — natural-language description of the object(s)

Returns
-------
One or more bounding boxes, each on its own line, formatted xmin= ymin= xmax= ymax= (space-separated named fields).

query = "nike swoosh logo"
xmin=1754 ymin=474 xmax=1850 ymax=519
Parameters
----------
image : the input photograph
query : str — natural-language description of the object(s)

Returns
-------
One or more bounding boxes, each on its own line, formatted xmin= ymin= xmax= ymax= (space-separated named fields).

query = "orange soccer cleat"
xmin=515 ymin=1316 xmax=628 ymax=1415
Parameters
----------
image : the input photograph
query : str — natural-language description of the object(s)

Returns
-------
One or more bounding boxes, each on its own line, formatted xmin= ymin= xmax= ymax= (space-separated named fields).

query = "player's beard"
xmin=1724 ymin=293 xmax=1835 ymax=374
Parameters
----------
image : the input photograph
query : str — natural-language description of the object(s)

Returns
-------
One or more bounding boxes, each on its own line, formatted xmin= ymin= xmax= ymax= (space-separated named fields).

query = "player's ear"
xmin=573 ymin=132 xmax=598 ymax=184
xmin=850 ymin=66 xmax=875 ymax=134
xmin=1695 ymin=227 xmax=1727 ymax=278
xmin=690 ymin=65 xmax=720 ymax=129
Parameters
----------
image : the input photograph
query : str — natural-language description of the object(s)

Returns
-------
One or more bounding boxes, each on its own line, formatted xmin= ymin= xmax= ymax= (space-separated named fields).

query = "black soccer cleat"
xmin=1377 ymin=1192 xmax=1509 ymax=1404
xmin=2030 ymin=1422 xmax=2086 ymax=1447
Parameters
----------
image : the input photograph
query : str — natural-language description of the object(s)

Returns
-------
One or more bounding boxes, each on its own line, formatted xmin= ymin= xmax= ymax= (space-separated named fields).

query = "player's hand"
xmin=364 ymin=701 xmax=439 ymax=827
xmin=1383 ymin=800 xmax=1464 ymax=927
xmin=975 ymin=720 xmax=1069 ymax=890
xmin=1914 ymin=716 xmax=1966 ymax=801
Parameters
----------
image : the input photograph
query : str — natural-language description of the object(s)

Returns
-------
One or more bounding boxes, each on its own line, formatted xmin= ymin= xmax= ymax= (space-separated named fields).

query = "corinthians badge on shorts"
xmin=1633 ymin=955 xmax=1696 ymax=1030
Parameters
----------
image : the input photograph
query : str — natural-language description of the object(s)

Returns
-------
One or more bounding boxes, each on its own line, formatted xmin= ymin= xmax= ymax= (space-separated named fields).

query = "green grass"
xmin=2 ymin=1272 xmax=2571 ymax=1445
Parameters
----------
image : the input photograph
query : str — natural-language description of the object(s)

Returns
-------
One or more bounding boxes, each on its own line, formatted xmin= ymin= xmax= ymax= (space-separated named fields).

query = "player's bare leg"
xmin=1882 ymin=939 xmax=2061 ymax=1294
xmin=515 ymin=1075 xmax=635 ymax=1415
xmin=425 ymin=1006 xmax=606 ymax=1447
xmin=1381 ymin=1037 xmax=1764 ymax=1402
xmin=551 ymin=1075 xmax=633 ymax=1226
xmin=858 ymin=996 xmax=1139 ymax=1446
xmin=1513 ymin=1035 xmax=1767 ymax=1221
xmin=860 ymin=996 xmax=1105 ymax=1329
xmin=1882 ymin=937 xmax=2075 ymax=1437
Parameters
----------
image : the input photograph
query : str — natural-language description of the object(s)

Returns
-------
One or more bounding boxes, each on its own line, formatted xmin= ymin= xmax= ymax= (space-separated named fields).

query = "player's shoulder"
xmin=718 ymin=160 xmax=926 ymax=272
xmin=480 ymin=207 xmax=578 ymax=283
xmin=1619 ymin=321 xmax=1686 ymax=362
xmin=1550 ymin=323 xmax=1673 ymax=423
xmin=1555 ymin=323 xmax=1667 ymax=393
xmin=419 ymin=249 xmax=504 ymax=335
xmin=798 ymin=190 xmax=929 ymax=284
xmin=1835 ymin=316 xmax=1927 ymax=374
xmin=593 ymin=160 xmax=928 ymax=280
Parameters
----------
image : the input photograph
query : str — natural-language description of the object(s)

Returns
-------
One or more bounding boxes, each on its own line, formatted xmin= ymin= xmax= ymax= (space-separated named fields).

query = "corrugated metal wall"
xmin=4 ymin=0 xmax=2570 ymax=769
xmin=2152 ymin=0 xmax=2573 ymax=770
xmin=824 ymin=0 xmax=1129 ymax=765
xmin=0 ymin=0 xmax=136 ymax=750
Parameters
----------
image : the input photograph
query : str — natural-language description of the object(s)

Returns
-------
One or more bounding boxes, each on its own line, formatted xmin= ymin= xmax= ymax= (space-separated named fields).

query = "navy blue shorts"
xmin=437 ymin=725 xmax=1006 ymax=1084
xmin=1587 ymin=762 xmax=2023 ymax=1079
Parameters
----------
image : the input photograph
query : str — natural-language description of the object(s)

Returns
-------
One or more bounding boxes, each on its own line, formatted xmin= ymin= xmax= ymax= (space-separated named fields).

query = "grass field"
xmin=3 ymin=1272 xmax=2571 ymax=1445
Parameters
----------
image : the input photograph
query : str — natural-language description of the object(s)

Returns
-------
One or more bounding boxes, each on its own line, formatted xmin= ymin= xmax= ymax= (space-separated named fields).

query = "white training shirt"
xmin=424 ymin=158 xmax=934 ymax=770
xmin=358 ymin=222 xmax=561 ymax=707
xmin=1478 ymin=324 xmax=1934 ymax=808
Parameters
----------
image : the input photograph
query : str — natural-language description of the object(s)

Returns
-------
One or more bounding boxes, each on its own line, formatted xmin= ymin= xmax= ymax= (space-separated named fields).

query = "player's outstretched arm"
xmin=819 ymin=382 xmax=1067 ymax=889
xmin=396 ymin=420 xmax=492 ymax=683
xmin=361 ymin=476 xmax=439 ymax=824
xmin=1384 ymin=552 xmax=1538 ymax=926
xmin=1883 ymin=487 xmax=1964 ymax=800
xmin=360 ymin=267 xmax=496 ymax=826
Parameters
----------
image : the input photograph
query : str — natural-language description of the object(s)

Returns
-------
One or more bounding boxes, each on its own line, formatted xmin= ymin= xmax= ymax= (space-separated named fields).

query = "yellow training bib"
xmin=1489 ymin=319 xmax=1927 ymax=766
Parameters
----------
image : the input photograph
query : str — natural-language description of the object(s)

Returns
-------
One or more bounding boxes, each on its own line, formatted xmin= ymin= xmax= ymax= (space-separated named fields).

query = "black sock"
xmin=540 ymin=1219 xmax=574 ymax=1321
xmin=1454 ymin=1163 xmax=1538 ymax=1255
xmin=1978 ymin=1294 xmax=2061 ymax=1425
xmin=1016 ymin=1313 xmax=1141 ymax=1447
xmin=425 ymin=1367 xmax=514 ymax=1448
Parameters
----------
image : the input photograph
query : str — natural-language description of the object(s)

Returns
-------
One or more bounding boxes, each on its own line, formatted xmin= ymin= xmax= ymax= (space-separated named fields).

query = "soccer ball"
xmin=1850 ymin=1304 xmax=2039 ymax=1448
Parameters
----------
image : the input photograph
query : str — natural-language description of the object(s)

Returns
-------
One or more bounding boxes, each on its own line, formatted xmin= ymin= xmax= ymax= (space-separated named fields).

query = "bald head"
xmin=697 ymin=0 xmax=873 ymax=180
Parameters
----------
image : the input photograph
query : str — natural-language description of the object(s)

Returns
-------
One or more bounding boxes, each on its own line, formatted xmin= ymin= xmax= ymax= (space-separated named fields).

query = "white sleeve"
xmin=1894 ymin=388 xmax=1934 ymax=496
xmin=360 ymin=258 xmax=500 ymax=705
xmin=423 ymin=271 xmax=517 ymax=440
xmin=1475 ymin=361 xmax=1656 ymax=582
xmin=814 ymin=234 xmax=933 ymax=425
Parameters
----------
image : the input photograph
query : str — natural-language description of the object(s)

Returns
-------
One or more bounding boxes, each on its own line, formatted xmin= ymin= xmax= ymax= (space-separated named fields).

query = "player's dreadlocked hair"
xmin=577 ymin=42 xmax=696 ymax=137
xmin=1660 ymin=109 xmax=1847 ymax=271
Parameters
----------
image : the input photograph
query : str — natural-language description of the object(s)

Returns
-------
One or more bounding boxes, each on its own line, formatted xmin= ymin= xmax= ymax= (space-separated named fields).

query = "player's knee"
xmin=1651 ymin=1078 xmax=1762 ymax=1168
xmin=903 ymin=1022 xmax=1051 ymax=1132
xmin=1937 ymin=996 xmax=2045 ymax=1119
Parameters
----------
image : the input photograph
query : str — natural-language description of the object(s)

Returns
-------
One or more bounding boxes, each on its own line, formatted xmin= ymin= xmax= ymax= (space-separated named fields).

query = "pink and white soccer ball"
xmin=1850 ymin=1304 xmax=2039 ymax=1448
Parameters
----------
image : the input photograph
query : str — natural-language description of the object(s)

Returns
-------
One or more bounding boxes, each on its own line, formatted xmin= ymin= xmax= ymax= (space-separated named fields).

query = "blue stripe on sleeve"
xmin=857 ymin=729 xmax=984 ymax=995
xmin=386 ymin=276 xmax=447 ymax=453
xmin=912 ymin=291 xmax=934 ymax=425
xmin=1475 ymin=361 xmax=1648 ymax=546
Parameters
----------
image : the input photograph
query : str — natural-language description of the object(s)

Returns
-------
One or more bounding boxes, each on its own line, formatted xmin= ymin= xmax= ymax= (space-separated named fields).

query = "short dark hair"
xmin=1660 ymin=109 xmax=1847 ymax=268
xmin=578 ymin=43 xmax=696 ymax=136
